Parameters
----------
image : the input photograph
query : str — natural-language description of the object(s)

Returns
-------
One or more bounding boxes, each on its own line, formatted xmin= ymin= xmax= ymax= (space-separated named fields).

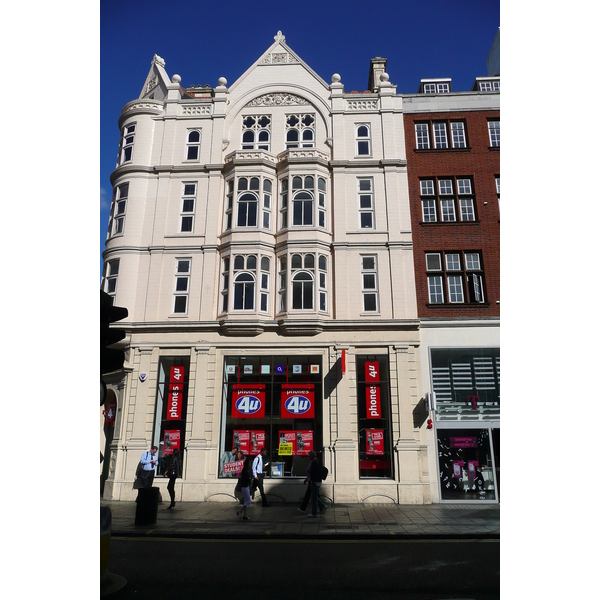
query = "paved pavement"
xmin=104 ymin=497 xmax=499 ymax=539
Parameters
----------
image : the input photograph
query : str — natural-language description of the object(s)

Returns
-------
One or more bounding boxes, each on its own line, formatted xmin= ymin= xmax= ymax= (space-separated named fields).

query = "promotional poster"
xmin=365 ymin=429 xmax=384 ymax=455
xmin=278 ymin=430 xmax=313 ymax=456
xmin=163 ymin=430 xmax=181 ymax=455
xmin=233 ymin=430 xmax=265 ymax=454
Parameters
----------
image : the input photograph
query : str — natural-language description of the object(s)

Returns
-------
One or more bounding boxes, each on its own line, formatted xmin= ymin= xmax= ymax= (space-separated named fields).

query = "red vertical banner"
xmin=232 ymin=384 xmax=266 ymax=419
xmin=365 ymin=429 xmax=384 ymax=455
xmin=167 ymin=365 xmax=186 ymax=420
xmin=163 ymin=430 xmax=181 ymax=455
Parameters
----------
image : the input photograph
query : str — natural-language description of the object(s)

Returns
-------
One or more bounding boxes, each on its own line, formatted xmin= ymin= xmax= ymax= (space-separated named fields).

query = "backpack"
xmin=320 ymin=466 xmax=329 ymax=481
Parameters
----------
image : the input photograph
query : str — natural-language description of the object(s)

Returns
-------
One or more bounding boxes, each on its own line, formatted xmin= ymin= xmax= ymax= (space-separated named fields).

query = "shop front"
xmin=430 ymin=347 xmax=500 ymax=503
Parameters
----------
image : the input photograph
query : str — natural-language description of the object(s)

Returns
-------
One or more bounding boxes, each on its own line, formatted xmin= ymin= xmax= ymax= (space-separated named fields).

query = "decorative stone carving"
xmin=246 ymin=93 xmax=309 ymax=107
xmin=145 ymin=75 xmax=158 ymax=94
xmin=347 ymin=99 xmax=379 ymax=111
xmin=181 ymin=105 xmax=212 ymax=116
xmin=274 ymin=30 xmax=286 ymax=43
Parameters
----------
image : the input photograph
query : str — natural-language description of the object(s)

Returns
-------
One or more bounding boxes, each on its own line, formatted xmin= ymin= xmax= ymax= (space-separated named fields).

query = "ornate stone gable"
xmin=260 ymin=31 xmax=300 ymax=64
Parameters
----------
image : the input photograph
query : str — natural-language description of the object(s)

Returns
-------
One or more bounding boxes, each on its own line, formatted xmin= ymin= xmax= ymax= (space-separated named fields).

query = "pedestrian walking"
xmin=307 ymin=450 xmax=327 ymax=517
xmin=166 ymin=450 xmax=181 ymax=509
xmin=297 ymin=462 xmax=312 ymax=513
xmin=251 ymin=447 xmax=271 ymax=506
xmin=236 ymin=456 xmax=253 ymax=521
xmin=139 ymin=446 xmax=158 ymax=488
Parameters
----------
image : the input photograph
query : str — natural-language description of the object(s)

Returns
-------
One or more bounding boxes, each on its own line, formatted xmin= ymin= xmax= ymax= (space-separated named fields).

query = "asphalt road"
xmin=104 ymin=537 xmax=499 ymax=599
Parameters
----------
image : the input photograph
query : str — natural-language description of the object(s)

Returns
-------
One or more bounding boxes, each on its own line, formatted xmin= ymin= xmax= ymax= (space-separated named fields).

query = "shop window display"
xmin=437 ymin=428 xmax=497 ymax=501
xmin=219 ymin=355 xmax=323 ymax=478
xmin=356 ymin=355 xmax=394 ymax=479
xmin=152 ymin=357 xmax=190 ymax=476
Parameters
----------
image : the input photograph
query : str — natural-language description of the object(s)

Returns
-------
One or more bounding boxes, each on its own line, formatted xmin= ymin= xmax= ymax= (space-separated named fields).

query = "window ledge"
xmin=425 ymin=302 xmax=491 ymax=308
xmin=420 ymin=220 xmax=480 ymax=226
xmin=488 ymin=146 xmax=500 ymax=151
xmin=414 ymin=147 xmax=471 ymax=153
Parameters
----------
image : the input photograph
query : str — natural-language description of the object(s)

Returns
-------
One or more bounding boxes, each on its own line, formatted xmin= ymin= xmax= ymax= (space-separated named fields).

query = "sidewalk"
xmin=104 ymin=498 xmax=499 ymax=539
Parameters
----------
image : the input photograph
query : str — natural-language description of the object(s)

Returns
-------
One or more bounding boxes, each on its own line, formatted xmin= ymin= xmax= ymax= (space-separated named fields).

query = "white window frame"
xmin=318 ymin=255 xmax=328 ymax=312
xmin=361 ymin=255 xmax=379 ymax=312
xmin=356 ymin=124 xmax=371 ymax=156
xmin=173 ymin=259 xmax=191 ymax=314
xmin=119 ymin=123 xmax=136 ymax=165
xmin=104 ymin=259 xmax=120 ymax=298
xmin=232 ymin=255 xmax=257 ymax=311
xmin=262 ymin=180 xmax=272 ymax=230
xmin=415 ymin=123 xmax=430 ymax=150
xmin=110 ymin=183 xmax=128 ymax=236
xmin=259 ymin=257 xmax=270 ymax=313
xmin=180 ymin=183 xmax=196 ymax=233
xmin=290 ymin=253 xmax=315 ymax=311
xmin=221 ymin=256 xmax=230 ymax=313
xmin=185 ymin=129 xmax=201 ymax=161
xmin=236 ymin=177 xmax=259 ymax=228
xmin=317 ymin=178 xmax=326 ymax=228
xmin=286 ymin=114 xmax=315 ymax=149
xmin=358 ymin=178 xmax=374 ymax=229
xmin=279 ymin=178 xmax=288 ymax=229
xmin=278 ymin=255 xmax=287 ymax=313
xmin=291 ymin=176 xmax=314 ymax=227
xmin=433 ymin=123 xmax=448 ymax=149
xmin=451 ymin=122 xmax=466 ymax=148
xmin=242 ymin=115 xmax=271 ymax=151
xmin=488 ymin=121 xmax=500 ymax=147
xmin=225 ymin=179 xmax=234 ymax=231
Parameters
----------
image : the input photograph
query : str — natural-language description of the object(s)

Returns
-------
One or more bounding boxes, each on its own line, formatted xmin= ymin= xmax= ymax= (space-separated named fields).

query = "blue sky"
xmin=100 ymin=0 xmax=499 ymax=273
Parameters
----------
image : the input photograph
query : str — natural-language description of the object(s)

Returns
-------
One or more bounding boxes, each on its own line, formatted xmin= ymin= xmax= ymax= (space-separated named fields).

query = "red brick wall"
xmin=404 ymin=110 xmax=500 ymax=318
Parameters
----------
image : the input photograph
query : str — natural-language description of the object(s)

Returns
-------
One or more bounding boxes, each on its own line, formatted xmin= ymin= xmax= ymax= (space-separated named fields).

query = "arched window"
xmin=292 ymin=271 xmax=314 ymax=310
xmin=292 ymin=191 xmax=313 ymax=226
xmin=302 ymin=129 xmax=314 ymax=147
xmin=356 ymin=125 xmax=371 ymax=156
xmin=242 ymin=115 xmax=271 ymax=151
xmin=186 ymin=130 xmax=201 ymax=160
xmin=233 ymin=272 xmax=255 ymax=310
xmin=286 ymin=129 xmax=299 ymax=149
xmin=237 ymin=193 xmax=258 ymax=227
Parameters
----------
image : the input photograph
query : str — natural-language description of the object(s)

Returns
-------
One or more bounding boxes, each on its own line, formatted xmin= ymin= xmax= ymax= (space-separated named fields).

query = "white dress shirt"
xmin=252 ymin=454 xmax=263 ymax=478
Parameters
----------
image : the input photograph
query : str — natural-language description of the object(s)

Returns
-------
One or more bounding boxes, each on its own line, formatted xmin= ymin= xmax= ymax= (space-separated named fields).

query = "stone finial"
xmin=153 ymin=54 xmax=165 ymax=67
xmin=331 ymin=73 xmax=341 ymax=83
xmin=172 ymin=74 xmax=181 ymax=84
xmin=274 ymin=30 xmax=285 ymax=43
xmin=218 ymin=77 xmax=227 ymax=87
xmin=380 ymin=72 xmax=390 ymax=83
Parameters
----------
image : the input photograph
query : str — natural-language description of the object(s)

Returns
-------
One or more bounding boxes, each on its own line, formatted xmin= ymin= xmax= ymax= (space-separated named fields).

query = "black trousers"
xmin=251 ymin=474 xmax=269 ymax=505
xmin=167 ymin=476 xmax=176 ymax=503
xmin=299 ymin=483 xmax=311 ymax=511
xmin=141 ymin=470 xmax=154 ymax=488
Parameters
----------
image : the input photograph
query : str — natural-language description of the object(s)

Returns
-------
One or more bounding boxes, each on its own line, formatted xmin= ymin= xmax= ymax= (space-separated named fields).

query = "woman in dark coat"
xmin=166 ymin=450 xmax=181 ymax=509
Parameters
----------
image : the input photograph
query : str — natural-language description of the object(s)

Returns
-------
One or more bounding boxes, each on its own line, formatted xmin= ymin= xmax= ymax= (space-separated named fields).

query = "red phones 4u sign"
xmin=281 ymin=385 xmax=315 ymax=418
xmin=231 ymin=384 xmax=266 ymax=419
xmin=365 ymin=361 xmax=381 ymax=419
xmin=167 ymin=366 xmax=185 ymax=420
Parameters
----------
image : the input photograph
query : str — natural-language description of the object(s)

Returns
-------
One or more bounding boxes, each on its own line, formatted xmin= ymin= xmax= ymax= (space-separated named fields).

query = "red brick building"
xmin=403 ymin=76 xmax=501 ymax=503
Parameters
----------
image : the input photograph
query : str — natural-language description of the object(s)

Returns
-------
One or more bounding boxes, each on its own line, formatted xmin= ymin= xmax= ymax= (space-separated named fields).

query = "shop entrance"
xmin=437 ymin=427 xmax=498 ymax=502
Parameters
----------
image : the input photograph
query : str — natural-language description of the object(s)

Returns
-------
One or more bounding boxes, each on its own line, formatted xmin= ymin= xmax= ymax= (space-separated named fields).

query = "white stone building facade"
xmin=101 ymin=33 xmax=432 ymax=504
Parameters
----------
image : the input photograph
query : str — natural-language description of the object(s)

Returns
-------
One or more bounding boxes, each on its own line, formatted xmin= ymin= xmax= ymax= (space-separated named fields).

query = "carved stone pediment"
xmin=245 ymin=93 xmax=309 ymax=108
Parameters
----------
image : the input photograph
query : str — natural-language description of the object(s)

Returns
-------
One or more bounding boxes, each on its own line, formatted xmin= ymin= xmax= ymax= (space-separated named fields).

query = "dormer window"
xmin=422 ymin=81 xmax=450 ymax=94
